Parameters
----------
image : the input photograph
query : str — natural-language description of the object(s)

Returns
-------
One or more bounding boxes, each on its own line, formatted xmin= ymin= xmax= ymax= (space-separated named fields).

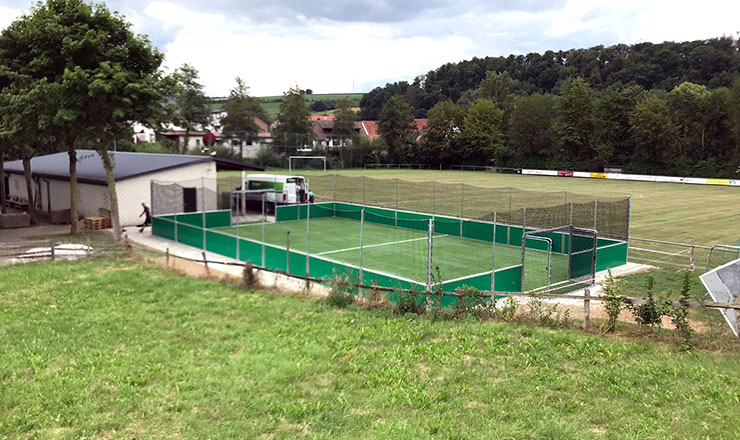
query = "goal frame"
xmin=288 ymin=156 xmax=326 ymax=172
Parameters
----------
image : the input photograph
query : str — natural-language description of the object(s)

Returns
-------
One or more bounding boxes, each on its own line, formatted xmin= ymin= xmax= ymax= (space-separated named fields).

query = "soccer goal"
xmin=288 ymin=156 xmax=326 ymax=172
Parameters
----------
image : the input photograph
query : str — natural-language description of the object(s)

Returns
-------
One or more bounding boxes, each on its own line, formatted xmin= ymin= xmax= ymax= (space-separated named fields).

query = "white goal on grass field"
xmin=288 ymin=156 xmax=326 ymax=172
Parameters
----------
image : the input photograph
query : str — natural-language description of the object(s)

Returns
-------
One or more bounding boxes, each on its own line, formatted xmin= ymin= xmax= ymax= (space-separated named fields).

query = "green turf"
xmin=219 ymin=169 xmax=740 ymax=246
xmin=2 ymin=259 xmax=740 ymax=438
xmin=213 ymin=217 xmax=568 ymax=288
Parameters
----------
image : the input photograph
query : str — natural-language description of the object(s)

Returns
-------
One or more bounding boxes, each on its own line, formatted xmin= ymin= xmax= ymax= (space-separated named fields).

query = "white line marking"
xmin=316 ymin=234 xmax=449 ymax=256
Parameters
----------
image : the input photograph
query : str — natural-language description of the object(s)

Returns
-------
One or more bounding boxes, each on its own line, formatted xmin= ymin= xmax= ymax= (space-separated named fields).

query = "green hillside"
xmin=210 ymin=93 xmax=364 ymax=119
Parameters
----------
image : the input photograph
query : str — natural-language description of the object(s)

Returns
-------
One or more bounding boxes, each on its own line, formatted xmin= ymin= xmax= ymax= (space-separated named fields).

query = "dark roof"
xmin=213 ymin=157 xmax=266 ymax=172
xmin=4 ymin=150 xmax=262 ymax=185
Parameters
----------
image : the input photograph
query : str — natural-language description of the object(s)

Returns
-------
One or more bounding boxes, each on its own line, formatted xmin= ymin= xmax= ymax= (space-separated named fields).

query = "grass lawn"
xmin=220 ymin=169 xmax=740 ymax=246
xmin=1 ymin=259 xmax=740 ymax=439
xmin=213 ymin=216 xmax=567 ymax=289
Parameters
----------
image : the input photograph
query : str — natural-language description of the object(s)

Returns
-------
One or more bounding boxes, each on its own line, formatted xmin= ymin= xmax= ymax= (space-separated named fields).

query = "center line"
xmin=316 ymin=234 xmax=449 ymax=256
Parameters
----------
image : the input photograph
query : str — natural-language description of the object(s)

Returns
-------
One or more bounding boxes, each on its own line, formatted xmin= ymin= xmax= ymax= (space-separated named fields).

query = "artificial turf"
xmin=213 ymin=217 xmax=568 ymax=288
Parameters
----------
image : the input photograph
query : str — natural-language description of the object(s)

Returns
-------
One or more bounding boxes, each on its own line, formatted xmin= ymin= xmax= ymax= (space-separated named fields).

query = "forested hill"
xmin=360 ymin=37 xmax=739 ymax=120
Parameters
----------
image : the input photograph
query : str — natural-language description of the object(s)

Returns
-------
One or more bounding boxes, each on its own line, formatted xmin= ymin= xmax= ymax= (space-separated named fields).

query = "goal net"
xmin=289 ymin=156 xmax=327 ymax=171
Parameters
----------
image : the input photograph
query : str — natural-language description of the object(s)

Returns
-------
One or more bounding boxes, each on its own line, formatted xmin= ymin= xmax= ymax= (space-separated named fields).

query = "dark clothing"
xmin=139 ymin=206 xmax=151 ymax=231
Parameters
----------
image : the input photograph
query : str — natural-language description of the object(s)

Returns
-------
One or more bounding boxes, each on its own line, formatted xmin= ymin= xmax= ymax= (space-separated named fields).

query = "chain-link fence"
xmin=306 ymin=174 xmax=631 ymax=240
xmin=150 ymin=178 xmax=218 ymax=217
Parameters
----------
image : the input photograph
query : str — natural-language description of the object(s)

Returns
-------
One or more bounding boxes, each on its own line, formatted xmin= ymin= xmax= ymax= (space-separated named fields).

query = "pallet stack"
xmin=84 ymin=216 xmax=110 ymax=230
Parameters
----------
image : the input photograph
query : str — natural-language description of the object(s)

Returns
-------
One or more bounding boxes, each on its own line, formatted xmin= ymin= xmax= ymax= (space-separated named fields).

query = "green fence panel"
xmin=276 ymin=205 xmax=301 ymax=222
xmin=493 ymin=265 xmax=522 ymax=292
xmin=177 ymin=223 xmax=203 ymax=249
xmin=365 ymin=207 xmax=396 ymax=227
xmin=205 ymin=210 xmax=232 ymax=228
xmin=597 ymin=237 xmax=621 ymax=248
xmin=462 ymin=220 xmax=492 ymax=242
xmin=509 ymin=226 xmax=523 ymax=247
xmin=396 ymin=211 xmax=431 ymax=232
xmin=570 ymin=251 xmax=594 ymax=279
xmin=176 ymin=213 xmax=204 ymax=227
xmin=287 ymin=251 xmax=307 ymax=277
xmin=596 ymin=242 xmax=628 ymax=272
xmin=435 ymin=217 xmax=462 ymax=237
xmin=523 ymin=235 xmax=551 ymax=252
xmin=440 ymin=272 xmax=493 ymax=306
xmin=152 ymin=217 xmax=175 ymax=241
xmin=238 ymin=239 xmax=263 ymax=265
xmin=572 ymin=234 xmax=596 ymax=253
xmin=533 ymin=231 xmax=568 ymax=254
xmin=308 ymin=256 xmax=348 ymax=280
xmin=334 ymin=202 xmax=362 ymax=221
xmin=495 ymin=225 xmax=509 ymax=245
xmin=264 ymin=245 xmax=288 ymax=272
xmin=206 ymin=231 xmax=237 ymax=259
xmin=308 ymin=203 xmax=335 ymax=219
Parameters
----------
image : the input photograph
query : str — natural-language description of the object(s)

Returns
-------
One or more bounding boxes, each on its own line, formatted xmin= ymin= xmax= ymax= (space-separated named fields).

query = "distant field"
xmin=221 ymin=169 xmax=740 ymax=246
xmin=210 ymin=93 xmax=365 ymax=119
xmin=3 ymin=259 xmax=740 ymax=438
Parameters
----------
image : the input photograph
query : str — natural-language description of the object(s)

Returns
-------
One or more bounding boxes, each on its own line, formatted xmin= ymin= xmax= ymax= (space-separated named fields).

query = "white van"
xmin=241 ymin=174 xmax=308 ymax=211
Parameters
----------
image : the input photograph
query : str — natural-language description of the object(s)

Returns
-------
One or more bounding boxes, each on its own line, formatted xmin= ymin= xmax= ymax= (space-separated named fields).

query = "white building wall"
xmin=7 ymin=160 xmax=217 ymax=227
xmin=116 ymin=161 xmax=218 ymax=226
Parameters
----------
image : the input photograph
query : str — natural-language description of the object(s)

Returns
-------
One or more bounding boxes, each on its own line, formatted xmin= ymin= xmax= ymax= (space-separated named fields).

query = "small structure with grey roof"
xmin=3 ymin=150 xmax=264 ymax=227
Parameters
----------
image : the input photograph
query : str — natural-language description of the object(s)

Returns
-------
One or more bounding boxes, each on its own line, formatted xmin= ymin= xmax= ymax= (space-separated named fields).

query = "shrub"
xmin=629 ymin=275 xmax=666 ymax=329
xmin=396 ymin=287 xmax=423 ymax=315
xmin=671 ymin=271 xmax=694 ymax=348
xmin=498 ymin=296 xmax=519 ymax=322
xmin=600 ymin=269 xmax=624 ymax=332
xmin=327 ymin=270 xmax=356 ymax=308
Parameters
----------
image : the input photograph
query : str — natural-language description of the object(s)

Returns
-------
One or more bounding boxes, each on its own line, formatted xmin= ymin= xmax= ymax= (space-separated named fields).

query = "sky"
xmin=0 ymin=0 xmax=738 ymax=97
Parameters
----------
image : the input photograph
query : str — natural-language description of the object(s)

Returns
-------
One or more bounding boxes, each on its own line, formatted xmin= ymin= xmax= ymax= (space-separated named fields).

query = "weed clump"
xmin=327 ymin=270 xmax=356 ymax=308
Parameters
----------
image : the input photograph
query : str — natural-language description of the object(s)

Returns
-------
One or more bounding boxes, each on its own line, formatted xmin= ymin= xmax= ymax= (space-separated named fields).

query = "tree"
xmin=509 ymin=93 xmax=556 ymax=164
xmin=378 ymin=95 xmax=416 ymax=163
xmin=473 ymin=71 xmax=514 ymax=112
xmin=421 ymin=100 xmax=465 ymax=166
xmin=458 ymin=98 xmax=504 ymax=164
xmin=729 ymin=79 xmax=740 ymax=160
xmin=221 ymin=77 xmax=263 ymax=158
xmin=629 ymin=95 xmax=679 ymax=173
xmin=174 ymin=64 xmax=211 ymax=153
xmin=668 ymin=82 xmax=711 ymax=160
xmin=554 ymin=78 xmax=595 ymax=168
xmin=0 ymin=0 xmax=171 ymax=237
xmin=332 ymin=98 xmax=357 ymax=146
xmin=593 ymin=84 xmax=643 ymax=166
xmin=272 ymin=85 xmax=313 ymax=154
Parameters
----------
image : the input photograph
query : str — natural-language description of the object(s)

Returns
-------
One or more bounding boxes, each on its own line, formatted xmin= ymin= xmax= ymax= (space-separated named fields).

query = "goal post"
xmin=289 ymin=156 xmax=326 ymax=172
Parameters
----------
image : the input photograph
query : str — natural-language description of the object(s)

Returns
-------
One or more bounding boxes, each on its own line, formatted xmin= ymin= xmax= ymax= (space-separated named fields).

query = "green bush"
xmin=600 ymin=269 xmax=624 ymax=332
xmin=629 ymin=275 xmax=666 ymax=329
xmin=670 ymin=271 xmax=694 ymax=348
xmin=326 ymin=270 xmax=356 ymax=308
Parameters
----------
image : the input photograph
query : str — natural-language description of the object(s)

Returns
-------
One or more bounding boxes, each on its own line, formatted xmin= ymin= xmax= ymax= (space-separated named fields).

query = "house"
xmin=3 ymin=151 xmax=264 ymax=226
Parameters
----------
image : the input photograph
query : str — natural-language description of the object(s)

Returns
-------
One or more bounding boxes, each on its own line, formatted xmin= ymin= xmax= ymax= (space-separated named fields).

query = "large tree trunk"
xmin=0 ymin=147 xmax=6 ymax=214
xmin=99 ymin=144 xmax=122 ymax=241
xmin=68 ymin=147 xmax=79 ymax=234
xmin=182 ymin=129 xmax=190 ymax=154
xmin=22 ymin=157 xmax=36 ymax=225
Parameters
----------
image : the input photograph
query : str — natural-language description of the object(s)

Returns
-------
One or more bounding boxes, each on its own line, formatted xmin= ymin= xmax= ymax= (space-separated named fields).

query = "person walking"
xmin=138 ymin=202 xmax=152 ymax=232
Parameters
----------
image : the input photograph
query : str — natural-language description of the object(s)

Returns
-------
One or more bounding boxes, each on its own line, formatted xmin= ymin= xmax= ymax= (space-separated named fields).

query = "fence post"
xmin=626 ymin=196 xmax=631 ymax=240
xmin=491 ymin=211 xmax=496 ymax=292
xmin=202 ymin=177 xmax=206 ymax=250
xmin=261 ymin=192 xmax=266 ymax=267
xmin=174 ymin=214 xmax=178 ymax=243
xmin=241 ymin=170 xmax=246 ymax=217
xmin=461 ymin=183 xmax=465 ymax=218
xmin=363 ymin=176 xmax=366 ymax=206
xmin=286 ymin=231 xmax=290 ymax=273
xmin=522 ymin=207 xmax=526 ymax=231
xmin=333 ymin=173 xmax=337 ymax=202
xmin=569 ymin=202 xmax=574 ymax=226
xmin=433 ymin=181 xmax=436 ymax=215
xmin=584 ymin=288 xmax=591 ymax=330
xmin=306 ymin=202 xmax=310 ymax=281
xmin=49 ymin=240 xmax=55 ymax=261
xmin=564 ymin=191 xmax=568 ymax=225
xmin=427 ymin=218 xmax=434 ymax=308
xmin=359 ymin=209 xmax=365 ymax=288
xmin=202 ymin=251 xmax=209 ymax=276
xmin=166 ymin=247 xmax=169 ymax=266
xmin=593 ymin=200 xmax=598 ymax=231
xmin=508 ymin=186 xmax=512 ymax=224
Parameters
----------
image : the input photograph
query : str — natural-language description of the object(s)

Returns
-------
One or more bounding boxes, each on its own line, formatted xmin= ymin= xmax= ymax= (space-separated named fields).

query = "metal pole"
xmin=593 ymin=200 xmax=598 ymax=230
xmin=433 ymin=181 xmax=436 ymax=215
xmin=306 ymin=201 xmax=310 ymax=278
xmin=564 ymin=191 xmax=568 ymax=225
xmin=286 ymin=231 xmax=290 ymax=273
xmin=395 ymin=178 xmax=399 ymax=227
xmin=359 ymin=209 xmax=365 ymax=286
xmin=241 ymin=170 xmax=246 ymax=217
xmin=508 ymin=187 xmax=512 ymax=224
xmin=333 ymin=173 xmax=337 ymax=202
xmin=363 ymin=176 xmax=366 ymax=205
xmin=395 ymin=178 xmax=399 ymax=211
xmin=522 ymin=207 xmax=526 ymax=231
xmin=174 ymin=213 xmax=178 ymax=243
xmin=461 ymin=183 xmax=465 ymax=218
xmin=201 ymin=177 xmax=206 ymax=250
xmin=569 ymin=202 xmax=574 ymax=226
xmin=261 ymin=192 xmax=266 ymax=267
xmin=491 ymin=211 xmax=496 ymax=292
xmin=626 ymin=196 xmax=631 ymax=240
xmin=427 ymin=218 xmax=434 ymax=294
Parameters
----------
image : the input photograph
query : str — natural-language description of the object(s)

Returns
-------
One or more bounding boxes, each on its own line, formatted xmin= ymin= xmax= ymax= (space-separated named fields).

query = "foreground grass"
xmin=221 ymin=169 xmax=740 ymax=246
xmin=2 ymin=259 xmax=740 ymax=439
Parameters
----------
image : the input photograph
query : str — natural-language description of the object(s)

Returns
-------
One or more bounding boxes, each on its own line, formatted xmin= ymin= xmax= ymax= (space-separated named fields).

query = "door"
xmin=183 ymin=187 xmax=198 ymax=212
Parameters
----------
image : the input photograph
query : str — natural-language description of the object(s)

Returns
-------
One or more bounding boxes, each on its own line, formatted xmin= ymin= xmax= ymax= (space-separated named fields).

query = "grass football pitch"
xmin=214 ymin=217 xmax=568 ymax=289
xmin=219 ymin=169 xmax=740 ymax=246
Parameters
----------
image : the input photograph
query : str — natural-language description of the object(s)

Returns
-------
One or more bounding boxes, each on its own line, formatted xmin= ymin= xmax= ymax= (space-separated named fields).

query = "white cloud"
xmin=0 ymin=6 xmax=24 ymax=30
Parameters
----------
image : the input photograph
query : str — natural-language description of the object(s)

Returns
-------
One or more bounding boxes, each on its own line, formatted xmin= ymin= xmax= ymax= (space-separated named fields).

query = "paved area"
xmin=0 ymin=224 xmax=73 ymax=243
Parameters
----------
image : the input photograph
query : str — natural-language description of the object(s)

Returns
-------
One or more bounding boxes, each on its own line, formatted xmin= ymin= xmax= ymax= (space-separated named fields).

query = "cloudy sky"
xmin=1 ymin=0 xmax=738 ymax=96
